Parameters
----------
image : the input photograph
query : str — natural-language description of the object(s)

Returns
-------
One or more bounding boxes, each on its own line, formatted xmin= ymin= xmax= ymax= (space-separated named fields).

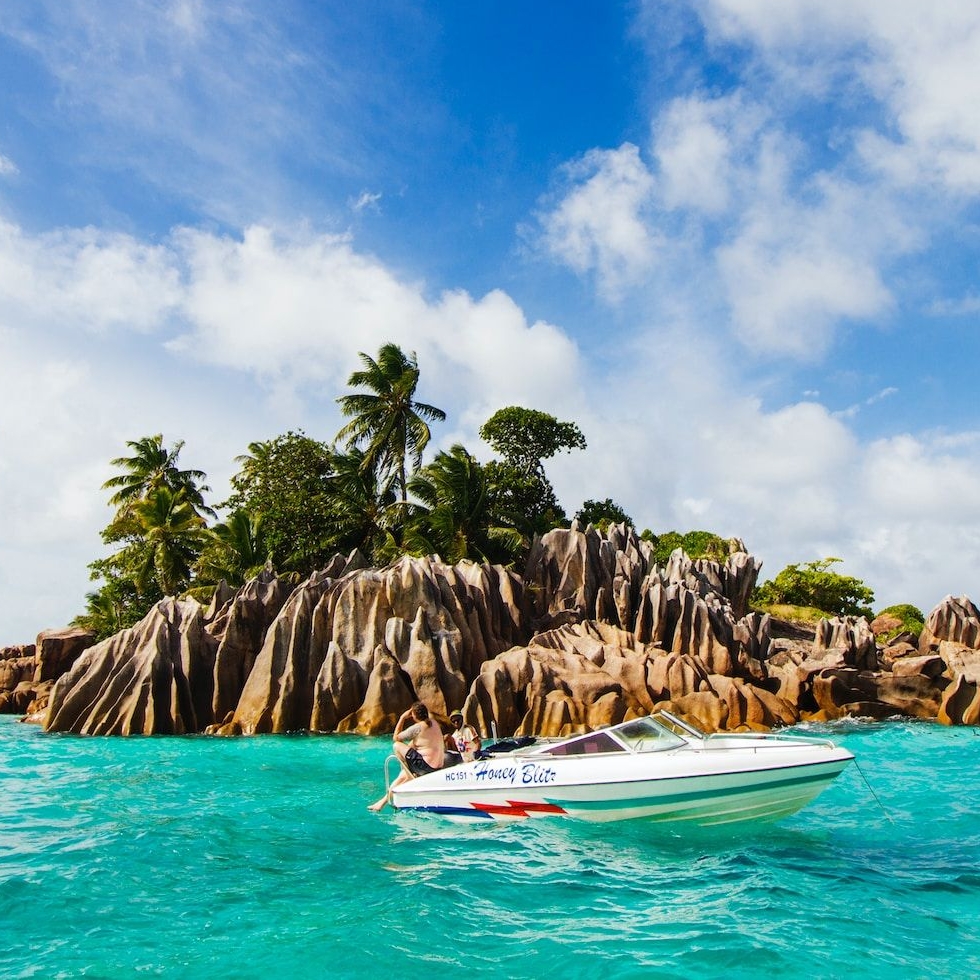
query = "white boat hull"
xmin=390 ymin=722 xmax=853 ymax=826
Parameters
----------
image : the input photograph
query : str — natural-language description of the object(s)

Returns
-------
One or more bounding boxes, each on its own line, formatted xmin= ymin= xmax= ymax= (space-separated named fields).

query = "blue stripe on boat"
xmin=400 ymin=805 xmax=496 ymax=819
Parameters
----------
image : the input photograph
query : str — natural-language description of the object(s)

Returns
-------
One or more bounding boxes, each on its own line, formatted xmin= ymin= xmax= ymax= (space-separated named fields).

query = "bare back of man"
xmin=369 ymin=702 xmax=444 ymax=811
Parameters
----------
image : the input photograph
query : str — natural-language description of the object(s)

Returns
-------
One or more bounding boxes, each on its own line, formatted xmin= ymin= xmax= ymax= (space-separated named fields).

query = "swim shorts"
xmin=405 ymin=747 xmax=437 ymax=776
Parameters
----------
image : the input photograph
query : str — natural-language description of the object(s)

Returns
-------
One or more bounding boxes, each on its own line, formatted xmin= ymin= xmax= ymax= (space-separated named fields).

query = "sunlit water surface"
xmin=2 ymin=715 xmax=978 ymax=979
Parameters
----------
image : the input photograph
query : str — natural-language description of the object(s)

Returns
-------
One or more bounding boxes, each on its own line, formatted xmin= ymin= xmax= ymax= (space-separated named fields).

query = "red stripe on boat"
xmin=469 ymin=801 xmax=566 ymax=816
xmin=508 ymin=800 xmax=566 ymax=814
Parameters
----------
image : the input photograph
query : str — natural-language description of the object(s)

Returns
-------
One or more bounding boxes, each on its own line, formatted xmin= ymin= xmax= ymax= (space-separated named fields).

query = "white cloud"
xmin=535 ymin=144 xmax=657 ymax=299
xmin=699 ymin=0 xmax=980 ymax=193
xmin=350 ymin=191 xmax=383 ymax=213
xmin=0 ymin=208 xmax=977 ymax=645
xmin=536 ymin=86 xmax=912 ymax=358
xmin=0 ymin=218 xmax=182 ymax=333
xmin=717 ymin=212 xmax=893 ymax=357
xmin=0 ymin=152 xmax=17 ymax=177
xmin=169 ymin=225 xmax=424 ymax=383
xmin=653 ymin=93 xmax=764 ymax=216
xmin=929 ymin=292 xmax=980 ymax=317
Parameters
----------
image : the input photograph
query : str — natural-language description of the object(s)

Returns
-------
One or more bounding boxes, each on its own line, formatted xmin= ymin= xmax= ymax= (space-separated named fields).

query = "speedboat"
xmin=386 ymin=711 xmax=854 ymax=826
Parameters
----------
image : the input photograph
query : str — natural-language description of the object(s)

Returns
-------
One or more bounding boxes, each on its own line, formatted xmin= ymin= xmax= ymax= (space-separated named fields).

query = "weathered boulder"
xmin=34 ymin=627 xmax=97 ymax=684
xmin=523 ymin=521 xmax=649 ymax=629
xmin=0 ymin=645 xmax=36 ymax=715
xmin=206 ymin=566 xmax=293 ymax=720
xmin=0 ymin=656 xmax=34 ymax=695
xmin=880 ymin=639 xmax=920 ymax=670
xmin=812 ymin=616 xmax=878 ymax=671
xmin=463 ymin=619 xmax=797 ymax=737
xmin=938 ymin=674 xmax=980 ymax=725
xmin=234 ymin=556 xmax=527 ymax=735
xmin=465 ymin=631 xmax=634 ymax=738
xmin=919 ymin=596 xmax=980 ymax=652
xmin=870 ymin=612 xmax=903 ymax=637
xmin=31 ymin=530 xmax=980 ymax=736
xmin=45 ymin=598 xmax=216 ymax=735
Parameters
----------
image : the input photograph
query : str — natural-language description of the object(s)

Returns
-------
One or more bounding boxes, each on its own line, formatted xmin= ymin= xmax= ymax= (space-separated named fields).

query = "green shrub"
xmin=643 ymin=529 xmax=731 ymax=566
xmin=875 ymin=603 xmax=925 ymax=640
xmin=753 ymin=558 xmax=875 ymax=619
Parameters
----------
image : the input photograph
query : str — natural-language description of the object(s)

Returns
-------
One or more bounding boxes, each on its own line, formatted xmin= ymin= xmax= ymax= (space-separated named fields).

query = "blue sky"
xmin=2 ymin=0 xmax=979 ymax=642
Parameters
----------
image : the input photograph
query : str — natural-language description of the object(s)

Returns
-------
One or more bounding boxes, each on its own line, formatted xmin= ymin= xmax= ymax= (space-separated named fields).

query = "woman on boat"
xmin=368 ymin=702 xmax=445 ymax=812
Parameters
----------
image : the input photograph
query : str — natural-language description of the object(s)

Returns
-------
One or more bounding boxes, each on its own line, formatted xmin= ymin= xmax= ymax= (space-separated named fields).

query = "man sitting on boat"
xmin=368 ymin=702 xmax=445 ymax=812
xmin=446 ymin=710 xmax=482 ymax=762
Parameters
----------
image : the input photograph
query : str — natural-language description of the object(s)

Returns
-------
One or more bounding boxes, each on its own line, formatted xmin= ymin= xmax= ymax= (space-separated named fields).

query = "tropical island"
xmin=2 ymin=343 xmax=979 ymax=736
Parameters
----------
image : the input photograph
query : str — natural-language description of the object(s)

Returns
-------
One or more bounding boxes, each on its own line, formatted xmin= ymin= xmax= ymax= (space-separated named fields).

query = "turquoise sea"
xmin=1 ymin=715 xmax=978 ymax=980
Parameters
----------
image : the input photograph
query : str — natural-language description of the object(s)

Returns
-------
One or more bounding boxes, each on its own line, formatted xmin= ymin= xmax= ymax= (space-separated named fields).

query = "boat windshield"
xmin=652 ymin=711 xmax=706 ymax=740
xmin=540 ymin=730 xmax=626 ymax=757
xmin=611 ymin=717 xmax=687 ymax=753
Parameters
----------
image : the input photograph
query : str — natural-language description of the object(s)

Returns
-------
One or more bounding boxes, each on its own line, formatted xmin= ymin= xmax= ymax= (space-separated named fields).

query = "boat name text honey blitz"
xmin=462 ymin=761 xmax=558 ymax=785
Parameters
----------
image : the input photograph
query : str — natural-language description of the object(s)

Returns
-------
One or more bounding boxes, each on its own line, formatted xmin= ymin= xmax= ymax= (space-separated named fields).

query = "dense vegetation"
xmin=73 ymin=342 xmax=901 ymax=640
xmin=751 ymin=558 xmax=876 ymax=619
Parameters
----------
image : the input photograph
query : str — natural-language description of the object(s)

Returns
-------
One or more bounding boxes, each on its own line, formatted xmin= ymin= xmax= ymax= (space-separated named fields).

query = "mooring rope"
xmin=853 ymin=755 xmax=895 ymax=825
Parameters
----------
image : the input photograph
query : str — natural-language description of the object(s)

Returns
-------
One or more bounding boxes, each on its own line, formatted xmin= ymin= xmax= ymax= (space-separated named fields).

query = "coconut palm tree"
xmin=335 ymin=344 xmax=446 ymax=502
xmin=128 ymin=486 xmax=209 ymax=597
xmin=194 ymin=510 xmax=270 ymax=589
xmin=103 ymin=434 xmax=214 ymax=517
xmin=406 ymin=444 xmax=523 ymax=564
xmin=325 ymin=447 xmax=400 ymax=563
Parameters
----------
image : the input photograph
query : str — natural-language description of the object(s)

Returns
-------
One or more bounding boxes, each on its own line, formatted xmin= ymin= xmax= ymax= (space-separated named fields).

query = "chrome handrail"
xmin=383 ymin=753 xmax=399 ymax=793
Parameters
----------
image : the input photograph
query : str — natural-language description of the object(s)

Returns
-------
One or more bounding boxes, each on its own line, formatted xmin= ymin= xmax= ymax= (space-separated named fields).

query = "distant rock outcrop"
xmin=0 ymin=629 xmax=96 ymax=718
xmin=231 ymin=555 xmax=526 ymax=735
xmin=46 ymin=599 xmax=216 ymax=735
xmin=920 ymin=596 xmax=980 ymax=725
xmin=22 ymin=523 xmax=980 ymax=737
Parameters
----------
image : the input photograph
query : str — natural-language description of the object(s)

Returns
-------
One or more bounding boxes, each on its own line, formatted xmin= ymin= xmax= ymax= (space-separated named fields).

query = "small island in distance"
xmin=3 ymin=343 xmax=978 ymax=737
xmin=2 ymin=523 xmax=978 ymax=737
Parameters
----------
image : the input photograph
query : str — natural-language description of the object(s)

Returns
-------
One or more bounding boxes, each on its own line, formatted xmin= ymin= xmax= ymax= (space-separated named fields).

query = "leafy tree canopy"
xmin=78 ymin=435 xmax=214 ymax=635
xmin=322 ymin=446 xmax=400 ymax=565
xmin=483 ymin=460 xmax=568 ymax=546
xmin=753 ymin=558 xmax=875 ymax=619
xmin=642 ymin=529 xmax=732 ymax=565
xmin=224 ymin=431 xmax=337 ymax=576
xmin=406 ymin=445 xmax=523 ymax=565
xmin=574 ymin=498 xmax=633 ymax=531
xmin=193 ymin=510 xmax=271 ymax=591
xmin=102 ymin=433 xmax=213 ymax=517
xmin=479 ymin=407 xmax=586 ymax=476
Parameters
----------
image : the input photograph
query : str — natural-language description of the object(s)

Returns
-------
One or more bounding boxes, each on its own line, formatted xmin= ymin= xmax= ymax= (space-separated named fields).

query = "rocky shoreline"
xmin=3 ymin=523 xmax=979 ymax=736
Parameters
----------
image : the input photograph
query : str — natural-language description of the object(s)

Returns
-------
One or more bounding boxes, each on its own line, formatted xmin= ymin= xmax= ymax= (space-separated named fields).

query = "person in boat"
xmin=446 ymin=710 xmax=481 ymax=763
xmin=368 ymin=701 xmax=445 ymax=812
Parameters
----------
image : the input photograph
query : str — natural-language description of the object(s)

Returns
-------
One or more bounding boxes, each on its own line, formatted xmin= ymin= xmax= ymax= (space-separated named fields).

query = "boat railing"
xmin=383 ymin=753 xmax=399 ymax=794
xmin=705 ymin=731 xmax=839 ymax=750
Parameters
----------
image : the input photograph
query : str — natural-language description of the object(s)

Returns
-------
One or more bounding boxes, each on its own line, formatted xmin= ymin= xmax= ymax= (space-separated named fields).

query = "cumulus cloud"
xmin=536 ymin=94 xmax=902 ymax=358
xmin=0 ymin=219 xmax=182 ymax=333
xmin=167 ymin=226 xmax=583 ymax=420
xmin=698 ymin=0 xmax=980 ymax=193
xmin=716 ymin=209 xmax=893 ymax=357
xmin=1 ymin=208 xmax=977 ymax=643
xmin=653 ymin=93 xmax=765 ymax=216
xmin=535 ymin=144 xmax=658 ymax=299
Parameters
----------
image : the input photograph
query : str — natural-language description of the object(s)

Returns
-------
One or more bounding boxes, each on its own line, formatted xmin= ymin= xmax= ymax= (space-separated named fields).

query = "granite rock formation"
xmin=26 ymin=523 xmax=980 ymax=737
xmin=0 ymin=629 xmax=96 ymax=718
